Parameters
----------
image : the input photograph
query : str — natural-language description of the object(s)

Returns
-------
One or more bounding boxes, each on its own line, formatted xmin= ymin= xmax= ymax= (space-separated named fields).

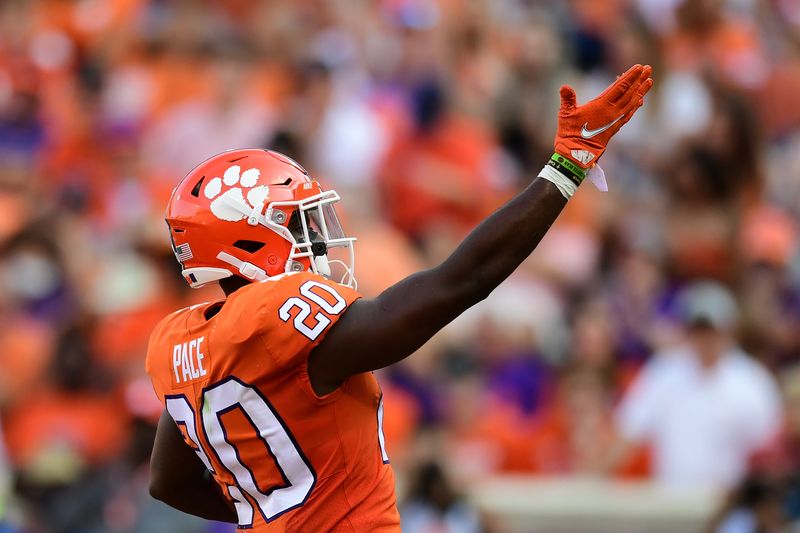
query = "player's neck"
xmin=219 ymin=276 xmax=251 ymax=297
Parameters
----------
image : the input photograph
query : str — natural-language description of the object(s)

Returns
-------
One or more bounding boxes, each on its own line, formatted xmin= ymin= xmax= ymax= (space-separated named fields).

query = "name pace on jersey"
xmin=172 ymin=337 xmax=208 ymax=384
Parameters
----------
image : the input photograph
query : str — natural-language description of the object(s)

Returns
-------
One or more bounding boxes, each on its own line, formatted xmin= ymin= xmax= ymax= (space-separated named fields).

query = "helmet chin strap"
xmin=221 ymin=250 xmax=324 ymax=282
xmin=313 ymin=255 xmax=331 ymax=277
xmin=217 ymin=252 xmax=268 ymax=282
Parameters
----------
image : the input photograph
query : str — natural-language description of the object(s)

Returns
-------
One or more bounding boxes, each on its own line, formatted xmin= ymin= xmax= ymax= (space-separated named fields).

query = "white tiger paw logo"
xmin=203 ymin=165 xmax=270 ymax=222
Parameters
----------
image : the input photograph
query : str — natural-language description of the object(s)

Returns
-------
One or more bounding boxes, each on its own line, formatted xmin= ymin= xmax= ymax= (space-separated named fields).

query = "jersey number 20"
xmin=165 ymin=281 xmax=389 ymax=527
xmin=278 ymin=280 xmax=347 ymax=340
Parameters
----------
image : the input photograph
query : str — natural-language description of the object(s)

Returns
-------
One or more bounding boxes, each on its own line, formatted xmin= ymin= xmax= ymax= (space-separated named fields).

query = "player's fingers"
xmin=617 ymin=91 xmax=648 ymax=127
xmin=598 ymin=65 xmax=639 ymax=98
xmin=633 ymin=66 xmax=654 ymax=99
xmin=559 ymin=85 xmax=577 ymax=112
xmin=621 ymin=105 xmax=639 ymax=126
xmin=615 ymin=68 xmax=652 ymax=109
xmin=638 ymin=75 xmax=654 ymax=98
xmin=603 ymin=64 xmax=644 ymax=104
xmin=618 ymin=76 xmax=653 ymax=112
xmin=610 ymin=101 xmax=642 ymax=134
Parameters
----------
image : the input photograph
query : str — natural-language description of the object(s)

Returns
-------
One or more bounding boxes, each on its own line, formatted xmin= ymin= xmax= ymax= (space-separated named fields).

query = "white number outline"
xmin=165 ymin=394 xmax=215 ymax=472
xmin=165 ymin=394 xmax=254 ymax=527
xmin=377 ymin=393 xmax=390 ymax=464
xmin=167 ymin=381 xmax=391 ymax=526
xmin=278 ymin=281 xmax=347 ymax=341
xmin=198 ymin=376 xmax=317 ymax=525
xmin=278 ymin=297 xmax=329 ymax=340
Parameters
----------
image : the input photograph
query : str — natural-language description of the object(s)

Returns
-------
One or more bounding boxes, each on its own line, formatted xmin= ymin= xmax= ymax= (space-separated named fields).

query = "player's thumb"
xmin=559 ymin=85 xmax=577 ymax=112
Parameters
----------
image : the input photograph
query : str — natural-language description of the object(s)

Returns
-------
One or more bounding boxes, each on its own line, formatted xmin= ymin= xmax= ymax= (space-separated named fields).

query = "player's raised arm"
xmin=308 ymin=64 xmax=653 ymax=395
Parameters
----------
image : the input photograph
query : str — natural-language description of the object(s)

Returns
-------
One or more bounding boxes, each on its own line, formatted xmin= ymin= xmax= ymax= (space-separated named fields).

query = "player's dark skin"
xmin=149 ymin=66 xmax=653 ymax=521
xmin=149 ymin=416 xmax=239 ymax=521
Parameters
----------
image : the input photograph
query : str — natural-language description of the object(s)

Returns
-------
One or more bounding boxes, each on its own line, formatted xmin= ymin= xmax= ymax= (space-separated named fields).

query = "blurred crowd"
xmin=2 ymin=0 xmax=800 ymax=531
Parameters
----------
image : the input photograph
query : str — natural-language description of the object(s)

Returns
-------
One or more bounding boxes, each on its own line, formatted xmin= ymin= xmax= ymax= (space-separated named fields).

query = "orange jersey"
xmin=145 ymin=272 xmax=400 ymax=532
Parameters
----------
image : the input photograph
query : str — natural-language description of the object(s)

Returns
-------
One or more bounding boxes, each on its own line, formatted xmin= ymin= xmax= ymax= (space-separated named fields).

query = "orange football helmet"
xmin=165 ymin=149 xmax=356 ymax=289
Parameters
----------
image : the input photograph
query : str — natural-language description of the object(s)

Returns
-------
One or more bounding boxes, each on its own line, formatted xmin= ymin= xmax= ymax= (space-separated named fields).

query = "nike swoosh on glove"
xmin=554 ymin=64 xmax=654 ymax=169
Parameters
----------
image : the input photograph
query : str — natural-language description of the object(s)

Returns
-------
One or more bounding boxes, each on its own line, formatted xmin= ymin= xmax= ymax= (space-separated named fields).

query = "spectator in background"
xmin=400 ymin=461 xmax=484 ymax=533
xmin=705 ymin=365 xmax=800 ymax=532
xmin=0 ymin=420 xmax=11 ymax=533
xmin=0 ymin=0 xmax=799 ymax=529
xmin=614 ymin=281 xmax=782 ymax=489
xmin=142 ymin=41 xmax=276 ymax=179
xmin=528 ymin=368 xmax=621 ymax=476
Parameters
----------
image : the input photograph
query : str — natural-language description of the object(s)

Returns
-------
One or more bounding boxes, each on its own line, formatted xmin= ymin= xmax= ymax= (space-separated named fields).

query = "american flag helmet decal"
xmin=174 ymin=243 xmax=193 ymax=262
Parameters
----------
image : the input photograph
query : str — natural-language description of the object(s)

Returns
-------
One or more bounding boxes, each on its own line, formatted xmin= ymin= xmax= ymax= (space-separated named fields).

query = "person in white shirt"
xmin=0 ymin=418 xmax=9 ymax=525
xmin=615 ymin=281 xmax=782 ymax=489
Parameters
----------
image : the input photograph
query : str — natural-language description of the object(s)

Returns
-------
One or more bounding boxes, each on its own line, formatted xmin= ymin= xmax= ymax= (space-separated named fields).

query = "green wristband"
xmin=549 ymin=153 xmax=587 ymax=182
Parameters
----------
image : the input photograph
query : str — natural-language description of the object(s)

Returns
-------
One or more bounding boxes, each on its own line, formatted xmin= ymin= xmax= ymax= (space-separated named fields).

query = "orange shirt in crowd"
xmin=378 ymin=113 xmax=505 ymax=239
xmin=4 ymin=390 xmax=129 ymax=468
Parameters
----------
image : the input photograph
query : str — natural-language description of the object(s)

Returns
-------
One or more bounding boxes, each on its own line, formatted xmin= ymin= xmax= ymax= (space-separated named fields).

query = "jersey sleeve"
xmin=248 ymin=272 xmax=362 ymax=370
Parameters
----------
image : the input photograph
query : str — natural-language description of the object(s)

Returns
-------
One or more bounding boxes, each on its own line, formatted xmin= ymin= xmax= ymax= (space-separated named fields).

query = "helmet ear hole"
xmin=232 ymin=240 xmax=266 ymax=253
xmin=190 ymin=176 xmax=205 ymax=197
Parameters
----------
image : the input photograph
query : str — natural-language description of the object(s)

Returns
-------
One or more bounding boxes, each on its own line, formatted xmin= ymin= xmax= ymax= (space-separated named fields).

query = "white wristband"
xmin=538 ymin=165 xmax=578 ymax=199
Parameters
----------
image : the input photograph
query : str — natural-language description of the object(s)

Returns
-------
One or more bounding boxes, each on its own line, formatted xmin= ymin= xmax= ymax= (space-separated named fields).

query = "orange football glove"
xmin=554 ymin=64 xmax=653 ymax=172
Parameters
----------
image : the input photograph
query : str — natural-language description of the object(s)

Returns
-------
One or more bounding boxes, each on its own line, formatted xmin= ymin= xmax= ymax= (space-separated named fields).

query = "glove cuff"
xmin=548 ymin=152 xmax=587 ymax=185
xmin=538 ymin=164 xmax=578 ymax=199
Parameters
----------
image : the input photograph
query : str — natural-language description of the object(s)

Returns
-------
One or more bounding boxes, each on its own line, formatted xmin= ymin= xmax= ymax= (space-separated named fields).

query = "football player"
xmin=146 ymin=65 xmax=653 ymax=531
